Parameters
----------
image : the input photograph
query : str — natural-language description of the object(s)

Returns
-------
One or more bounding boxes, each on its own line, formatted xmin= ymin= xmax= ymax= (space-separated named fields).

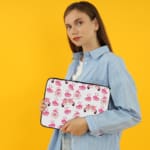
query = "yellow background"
xmin=0 ymin=0 xmax=149 ymax=149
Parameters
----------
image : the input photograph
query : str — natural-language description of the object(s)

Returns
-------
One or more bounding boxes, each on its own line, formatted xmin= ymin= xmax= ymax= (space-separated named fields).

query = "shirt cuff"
xmin=85 ymin=115 xmax=104 ymax=136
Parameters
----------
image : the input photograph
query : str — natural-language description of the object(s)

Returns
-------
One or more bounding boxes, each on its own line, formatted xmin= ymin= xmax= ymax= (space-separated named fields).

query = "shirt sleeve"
xmin=85 ymin=56 xmax=141 ymax=136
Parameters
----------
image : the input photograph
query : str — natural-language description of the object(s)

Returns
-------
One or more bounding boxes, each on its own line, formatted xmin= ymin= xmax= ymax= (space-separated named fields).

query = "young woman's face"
xmin=64 ymin=9 xmax=99 ymax=49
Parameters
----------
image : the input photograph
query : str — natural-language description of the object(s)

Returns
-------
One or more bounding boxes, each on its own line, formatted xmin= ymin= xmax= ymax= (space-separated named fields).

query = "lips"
xmin=72 ymin=37 xmax=81 ymax=41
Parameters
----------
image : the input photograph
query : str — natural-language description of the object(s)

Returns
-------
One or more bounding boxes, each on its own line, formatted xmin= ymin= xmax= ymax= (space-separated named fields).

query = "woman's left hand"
xmin=60 ymin=117 xmax=89 ymax=136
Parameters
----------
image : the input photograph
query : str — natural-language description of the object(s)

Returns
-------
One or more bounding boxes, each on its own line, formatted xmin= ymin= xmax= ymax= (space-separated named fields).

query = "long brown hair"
xmin=64 ymin=1 xmax=113 ymax=53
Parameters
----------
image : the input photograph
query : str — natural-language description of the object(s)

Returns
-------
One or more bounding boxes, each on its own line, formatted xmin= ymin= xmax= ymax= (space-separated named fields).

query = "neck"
xmin=82 ymin=38 xmax=100 ymax=52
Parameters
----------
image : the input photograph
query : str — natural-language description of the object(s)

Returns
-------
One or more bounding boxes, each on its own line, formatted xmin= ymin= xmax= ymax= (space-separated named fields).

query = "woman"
xmin=41 ymin=1 xmax=141 ymax=150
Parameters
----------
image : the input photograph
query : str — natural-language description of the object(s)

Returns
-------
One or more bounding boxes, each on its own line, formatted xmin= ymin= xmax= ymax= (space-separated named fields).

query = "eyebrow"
xmin=65 ymin=17 xmax=83 ymax=26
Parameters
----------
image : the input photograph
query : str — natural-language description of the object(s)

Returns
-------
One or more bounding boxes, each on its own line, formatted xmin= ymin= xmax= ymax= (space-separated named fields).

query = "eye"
xmin=77 ymin=21 xmax=83 ymax=26
xmin=66 ymin=25 xmax=72 ymax=30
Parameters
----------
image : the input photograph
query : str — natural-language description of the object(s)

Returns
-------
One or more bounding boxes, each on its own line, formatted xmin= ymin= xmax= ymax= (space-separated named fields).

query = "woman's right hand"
xmin=40 ymin=100 xmax=47 ymax=112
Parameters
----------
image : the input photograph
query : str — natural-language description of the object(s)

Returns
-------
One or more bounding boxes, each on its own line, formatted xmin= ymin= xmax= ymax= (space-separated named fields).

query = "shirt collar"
xmin=73 ymin=45 xmax=110 ymax=60
xmin=72 ymin=51 xmax=83 ymax=60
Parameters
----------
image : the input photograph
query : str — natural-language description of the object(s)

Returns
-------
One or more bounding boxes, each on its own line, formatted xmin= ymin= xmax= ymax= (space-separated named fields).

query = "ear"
xmin=93 ymin=18 xmax=99 ymax=31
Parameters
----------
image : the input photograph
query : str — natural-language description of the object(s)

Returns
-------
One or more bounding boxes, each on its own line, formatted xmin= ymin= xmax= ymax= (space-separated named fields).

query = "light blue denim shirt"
xmin=48 ymin=45 xmax=141 ymax=150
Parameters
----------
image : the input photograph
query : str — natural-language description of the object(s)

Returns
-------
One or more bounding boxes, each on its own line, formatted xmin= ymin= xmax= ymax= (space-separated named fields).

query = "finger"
xmin=65 ymin=126 xmax=72 ymax=134
xmin=41 ymin=103 xmax=47 ymax=107
xmin=40 ymin=107 xmax=46 ymax=112
xmin=41 ymin=101 xmax=45 ymax=105
xmin=60 ymin=122 xmax=70 ymax=132
xmin=40 ymin=104 xmax=47 ymax=111
xmin=62 ymin=125 xmax=72 ymax=134
xmin=60 ymin=123 xmax=68 ymax=132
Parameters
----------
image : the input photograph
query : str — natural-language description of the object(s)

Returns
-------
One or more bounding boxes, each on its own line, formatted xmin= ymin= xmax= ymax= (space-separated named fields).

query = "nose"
xmin=70 ymin=26 xmax=78 ymax=35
